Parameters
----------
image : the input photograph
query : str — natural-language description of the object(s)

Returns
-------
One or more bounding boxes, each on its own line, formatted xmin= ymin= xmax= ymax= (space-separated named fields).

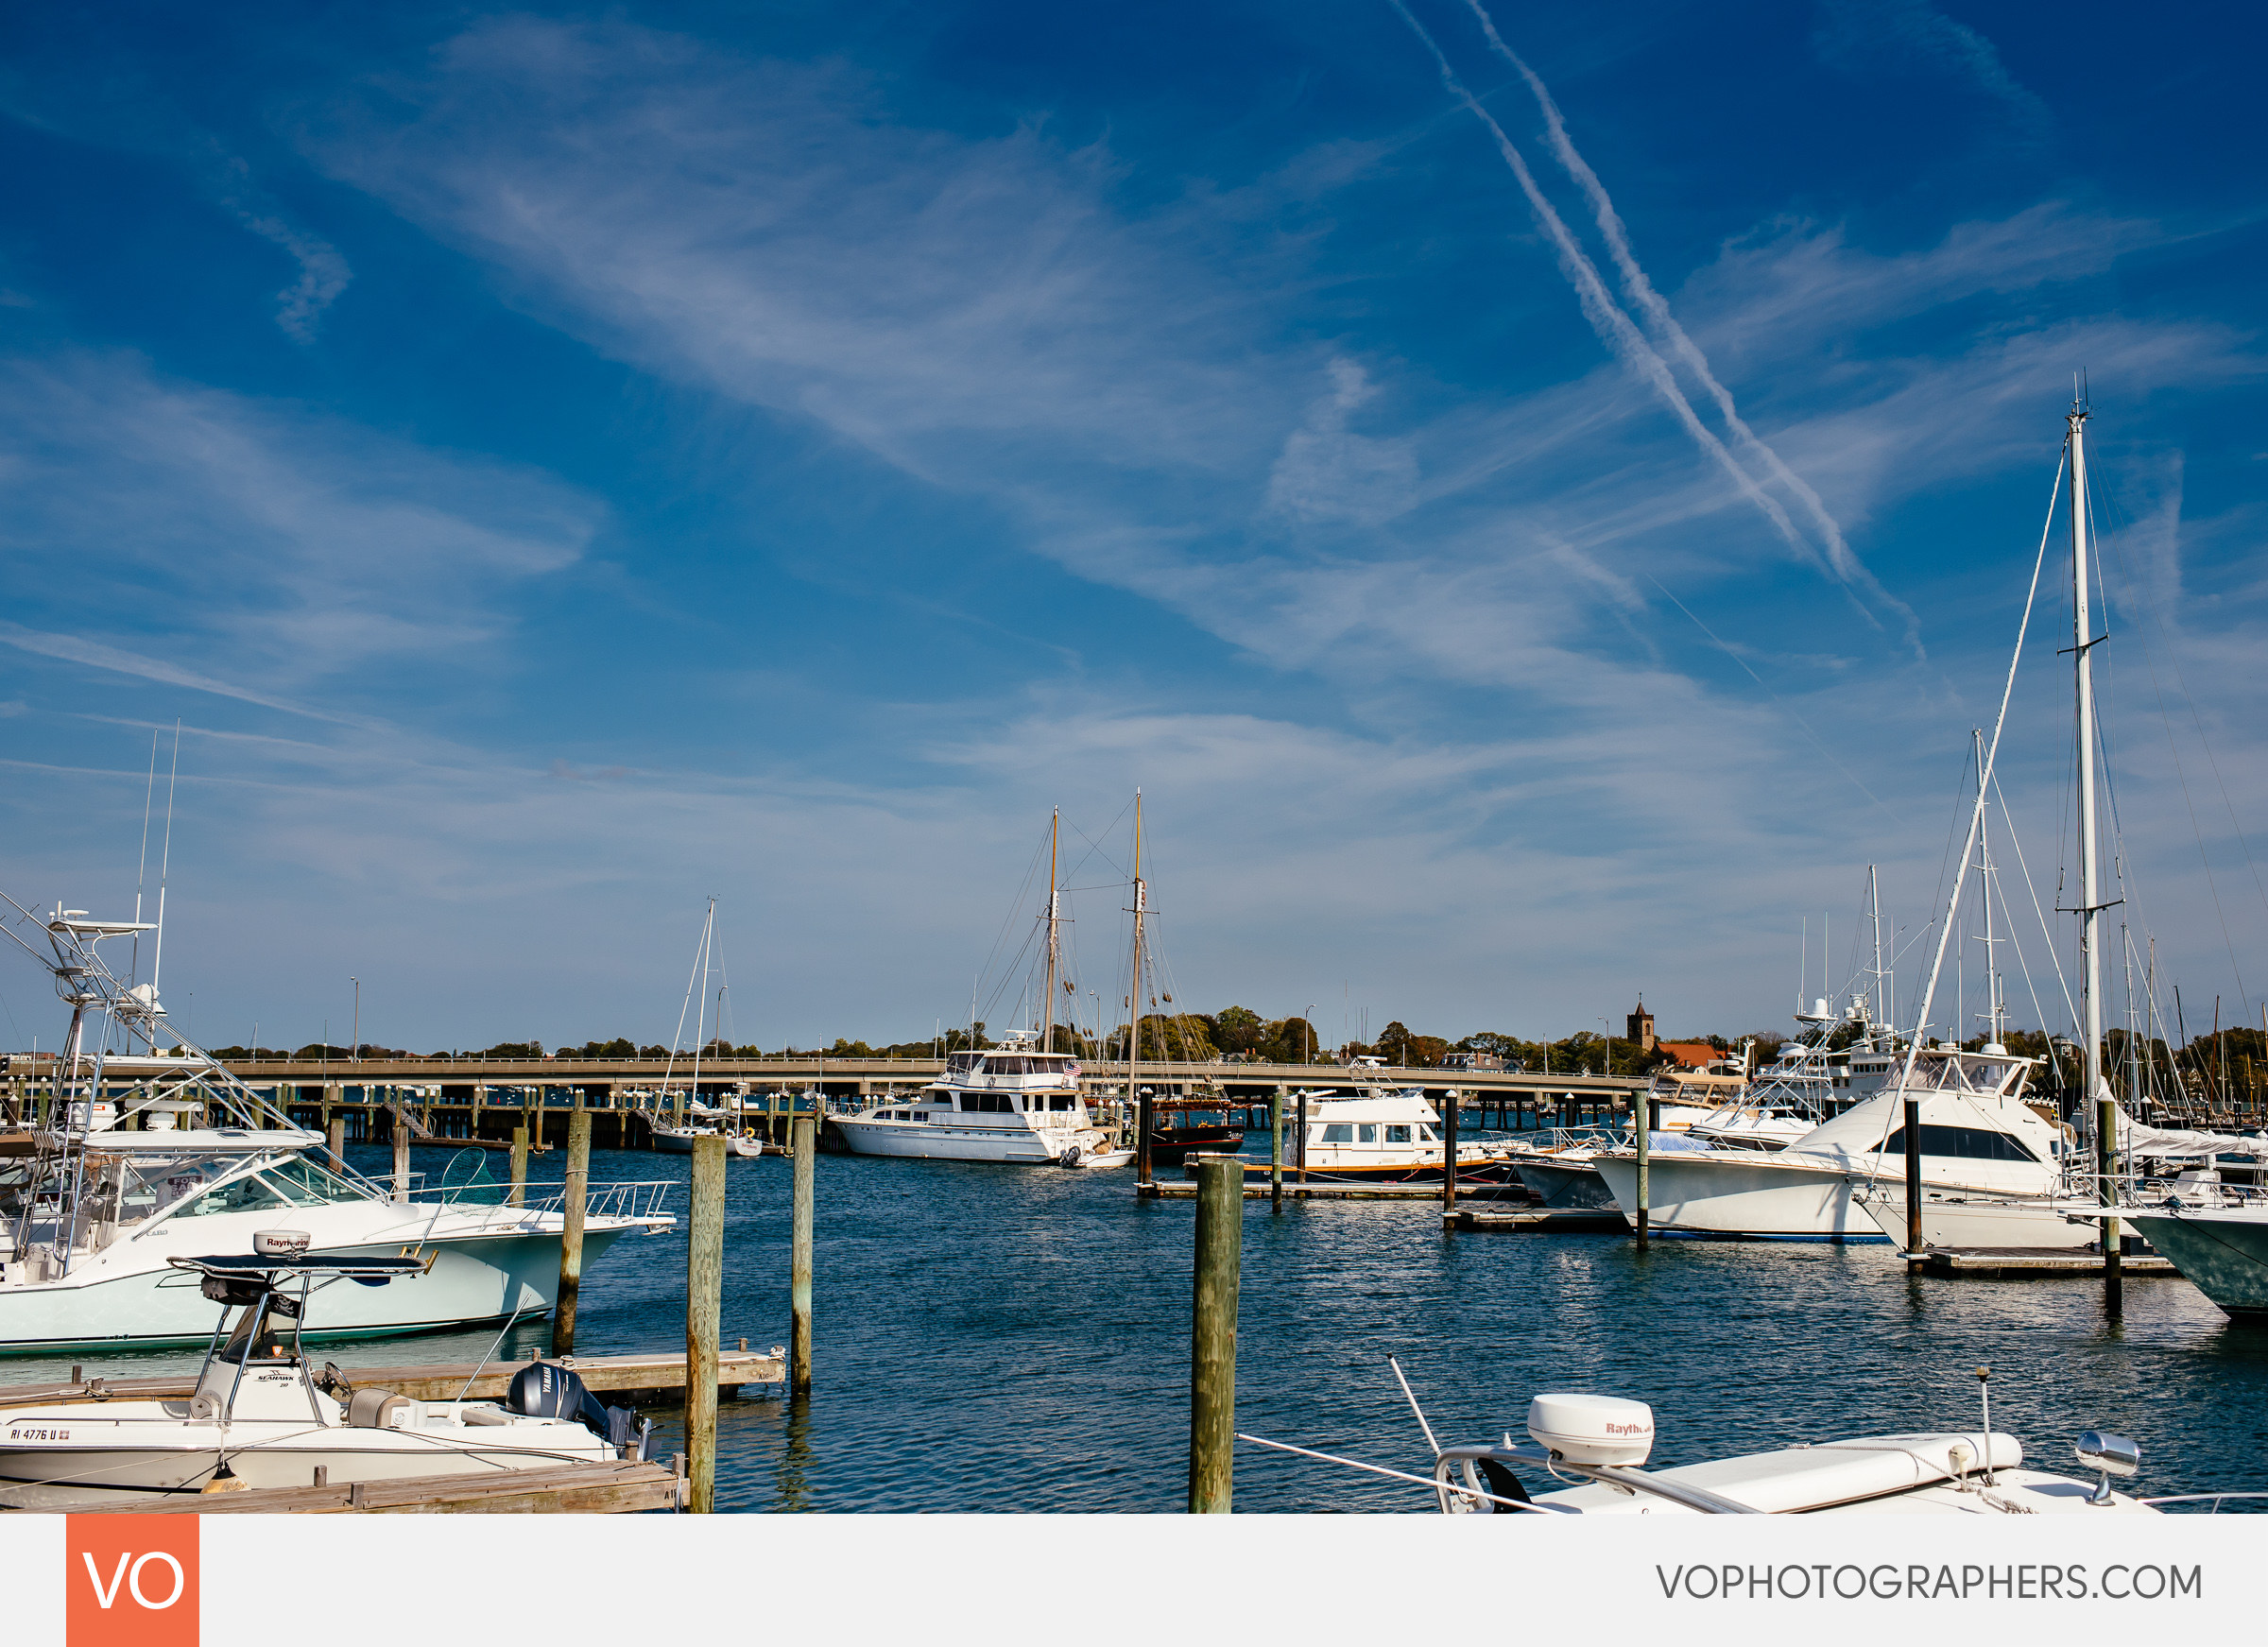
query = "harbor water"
xmin=9 ymin=1140 xmax=2265 ymax=1511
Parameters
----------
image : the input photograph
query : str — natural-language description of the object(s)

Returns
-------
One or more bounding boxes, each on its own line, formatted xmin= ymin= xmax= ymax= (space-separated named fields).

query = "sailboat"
xmin=649 ymin=901 xmax=760 ymax=1156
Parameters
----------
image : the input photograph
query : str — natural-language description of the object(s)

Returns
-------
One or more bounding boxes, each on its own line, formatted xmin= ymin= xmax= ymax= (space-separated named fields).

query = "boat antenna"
xmin=131 ymin=729 xmax=157 ymax=986
xmin=1885 ymin=441 xmax=2065 ymax=1112
xmin=149 ymin=721 xmax=180 ymax=995
xmin=452 ymin=1299 xmax=531 ymax=1406
xmin=1388 ymin=1355 xmax=1442 ymax=1458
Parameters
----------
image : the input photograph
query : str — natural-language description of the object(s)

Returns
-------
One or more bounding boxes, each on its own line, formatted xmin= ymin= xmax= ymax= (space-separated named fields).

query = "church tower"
xmin=1626 ymin=1000 xmax=1657 ymax=1054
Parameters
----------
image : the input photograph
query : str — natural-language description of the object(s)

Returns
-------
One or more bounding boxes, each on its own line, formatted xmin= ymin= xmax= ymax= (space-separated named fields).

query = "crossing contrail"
xmin=1390 ymin=1 xmax=1920 ymax=653
xmin=1461 ymin=0 xmax=1920 ymax=654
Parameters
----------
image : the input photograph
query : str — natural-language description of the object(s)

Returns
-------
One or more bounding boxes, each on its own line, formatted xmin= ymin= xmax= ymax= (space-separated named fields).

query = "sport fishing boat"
xmin=0 ymin=1249 xmax=650 ymax=1506
xmin=1590 ymin=1042 xmax=2060 ymax=1241
xmin=0 ymin=897 xmax=673 ymax=1352
xmin=834 ymin=1033 xmax=1117 ymax=1166
xmin=1244 ymin=1367 xmax=2251 ymax=1516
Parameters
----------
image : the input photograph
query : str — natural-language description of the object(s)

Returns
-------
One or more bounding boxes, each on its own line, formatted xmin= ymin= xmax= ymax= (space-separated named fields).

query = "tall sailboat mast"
xmin=1043 ymin=810 xmax=1061 ymax=1053
xmin=2069 ymin=403 xmax=2106 ymax=1107
xmin=1973 ymin=729 xmax=2005 ymax=1048
xmin=1128 ymin=793 xmax=1150 ymax=1186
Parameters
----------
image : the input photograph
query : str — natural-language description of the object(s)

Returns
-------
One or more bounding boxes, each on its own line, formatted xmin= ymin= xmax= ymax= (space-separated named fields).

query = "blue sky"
xmin=1 ymin=1 xmax=2262 ymax=1054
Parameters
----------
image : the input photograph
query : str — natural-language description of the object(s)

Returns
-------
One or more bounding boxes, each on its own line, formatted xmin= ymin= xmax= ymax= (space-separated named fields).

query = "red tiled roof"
xmin=1656 ymin=1041 xmax=1723 ymax=1069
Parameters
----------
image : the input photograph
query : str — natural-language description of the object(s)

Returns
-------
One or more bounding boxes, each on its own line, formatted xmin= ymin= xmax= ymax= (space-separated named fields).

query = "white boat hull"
xmin=835 ymin=1117 xmax=1098 ymax=1165
xmin=1591 ymin=1152 xmax=1891 ymax=1242
xmin=1855 ymin=1191 xmax=2102 ymax=1250
xmin=0 ymin=1214 xmax=639 ymax=1354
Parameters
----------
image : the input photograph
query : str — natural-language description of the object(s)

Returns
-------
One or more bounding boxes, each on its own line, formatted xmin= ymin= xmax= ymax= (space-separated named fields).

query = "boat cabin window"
xmin=946 ymin=1053 xmax=981 ymax=1075
xmin=1320 ymin=1124 xmax=1353 ymax=1143
xmin=1049 ymin=1095 xmax=1077 ymax=1111
xmin=169 ymin=1173 xmax=304 ymax=1218
xmin=1878 ymin=1124 xmax=2041 ymax=1164
xmin=260 ymin=1157 xmax=362 ymax=1205
xmin=1419 ymin=1124 xmax=1440 ymax=1142
xmin=960 ymin=1092 xmax=1012 ymax=1113
xmin=1357 ymin=1124 xmax=1378 ymax=1144
xmin=1385 ymin=1125 xmax=1411 ymax=1144
xmin=989 ymin=1056 xmax=1024 ymax=1075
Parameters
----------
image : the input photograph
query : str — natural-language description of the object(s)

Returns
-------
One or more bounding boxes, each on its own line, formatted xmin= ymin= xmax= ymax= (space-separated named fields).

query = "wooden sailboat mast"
xmin=1043 ymin=809 xmax=1060 ymax=1054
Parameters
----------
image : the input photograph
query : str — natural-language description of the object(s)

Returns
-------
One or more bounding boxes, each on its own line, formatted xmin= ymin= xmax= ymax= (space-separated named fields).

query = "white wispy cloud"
xmin=0 ymin=352 xmax=601 ymax=687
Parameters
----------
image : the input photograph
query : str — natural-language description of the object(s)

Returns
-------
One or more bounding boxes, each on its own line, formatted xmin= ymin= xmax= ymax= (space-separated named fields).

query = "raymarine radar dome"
xmin=1526 ymin=1392 xmax=1655 ymax=1467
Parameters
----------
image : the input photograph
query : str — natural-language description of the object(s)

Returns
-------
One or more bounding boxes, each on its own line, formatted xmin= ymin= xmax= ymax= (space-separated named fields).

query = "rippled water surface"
xmin=12 ymin=1139 xmax=2268 ymax=1511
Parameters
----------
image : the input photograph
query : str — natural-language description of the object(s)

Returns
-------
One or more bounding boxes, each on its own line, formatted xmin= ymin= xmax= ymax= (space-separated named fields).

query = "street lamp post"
xmin=351 ymin=978 xmax=361 ymax=1064
xmin=1303 ymin=1004 xmax=1316 ymax=1067
xmin=1598 ymin=1016 xmax=1610 ymax=1081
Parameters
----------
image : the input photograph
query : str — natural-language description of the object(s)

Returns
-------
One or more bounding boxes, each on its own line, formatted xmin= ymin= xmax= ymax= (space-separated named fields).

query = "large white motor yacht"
xmin=1590 ymin=1043 xmax=2063 ymax=1241
xmin=834 ymin=1034 xmax=1116 ymax=1166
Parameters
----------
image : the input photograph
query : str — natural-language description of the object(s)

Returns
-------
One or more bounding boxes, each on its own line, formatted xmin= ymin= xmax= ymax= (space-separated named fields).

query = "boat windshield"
xmin=162 ymin=1153 xmax=365 ymax=1219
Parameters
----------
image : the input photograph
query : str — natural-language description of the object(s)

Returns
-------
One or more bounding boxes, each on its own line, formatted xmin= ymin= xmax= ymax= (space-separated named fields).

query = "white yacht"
xmin=0 ymin=1126 xmax=670 ymax=1352
xmin=1291 ymin=1088 xmax=1520 ymax=1183
xmin=1590 ymin=1043 xmax=2061 ymax=1241
xmin=0 ymin=1251 xmax=646 ymax=1505
xmin=834 ymin=1034 xmax=1116 ymax=1166
xmin=0 ymin=897 xmax=671 ymax=1352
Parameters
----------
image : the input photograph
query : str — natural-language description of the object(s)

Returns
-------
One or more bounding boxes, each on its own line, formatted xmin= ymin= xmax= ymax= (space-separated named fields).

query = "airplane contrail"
xmin=1461 ymin=0 xmax=1922 ymax=655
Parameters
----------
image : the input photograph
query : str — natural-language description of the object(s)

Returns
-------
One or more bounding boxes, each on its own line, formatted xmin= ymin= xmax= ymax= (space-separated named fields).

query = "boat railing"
xmin=2137 ymin=1493 xmax=2268 ymax=1513
xmin=398 ymin=1177 xmax=675 ymax=1222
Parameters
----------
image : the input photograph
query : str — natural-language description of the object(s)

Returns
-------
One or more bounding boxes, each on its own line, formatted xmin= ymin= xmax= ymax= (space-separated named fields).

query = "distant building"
xmin=1656 ymin=1040 xmax=1725 ymax=1072
xmin=1625 ymin=1001 xmax=1658 ymax=1054
xmin=1439 ymin=1052 xmax=1504 ymax=1071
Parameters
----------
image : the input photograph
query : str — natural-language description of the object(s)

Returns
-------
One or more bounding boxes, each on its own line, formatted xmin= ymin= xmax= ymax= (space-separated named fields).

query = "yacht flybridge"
xmin=0 ymin=891 xmax=672 ymax=1352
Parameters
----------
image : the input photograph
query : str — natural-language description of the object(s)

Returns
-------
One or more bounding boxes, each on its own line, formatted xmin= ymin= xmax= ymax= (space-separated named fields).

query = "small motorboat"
xmin=0 ymin=1246 xmax=650 ymax=1506
xmin=1057 ymin=1142 xmax=1134 ymax=1170
xmin=1245 ymin=1366 xmax=2261 ymax=1517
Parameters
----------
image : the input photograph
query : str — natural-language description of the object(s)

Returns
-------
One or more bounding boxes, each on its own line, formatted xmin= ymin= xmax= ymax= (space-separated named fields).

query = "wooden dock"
xmin=60 ymin=1458 xmax=686 ymax=1515
xmin=1911 ymin=1248 xmax=2181 ymax=1278
xmin=1140 ymin=1178 xmax=1525 ymax=1202
xmin=1444 ymin=1207 xmax=1628 ymax=1233
xmin=0 ymin=1346 xmax=784 ymax=1413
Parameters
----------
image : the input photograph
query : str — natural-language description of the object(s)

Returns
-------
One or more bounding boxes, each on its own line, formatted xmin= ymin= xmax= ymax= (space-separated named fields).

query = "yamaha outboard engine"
xmin=506 ymin=1361 xmax=636 ymax=1447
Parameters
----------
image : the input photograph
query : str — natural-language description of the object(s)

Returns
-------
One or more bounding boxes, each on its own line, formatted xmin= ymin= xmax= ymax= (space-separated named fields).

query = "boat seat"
xmin=347 ymin=1388 xmax=421 ymax=1429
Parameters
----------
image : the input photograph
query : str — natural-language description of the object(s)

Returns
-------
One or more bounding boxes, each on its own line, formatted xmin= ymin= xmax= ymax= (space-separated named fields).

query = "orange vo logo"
xmin=66 ymin=1516 xmax=198 ymax=1647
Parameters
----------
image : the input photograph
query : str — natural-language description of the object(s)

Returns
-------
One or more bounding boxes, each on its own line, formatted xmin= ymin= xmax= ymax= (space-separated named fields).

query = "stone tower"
xmin=1626 ymin=1000 xmax=1657 ymax=1054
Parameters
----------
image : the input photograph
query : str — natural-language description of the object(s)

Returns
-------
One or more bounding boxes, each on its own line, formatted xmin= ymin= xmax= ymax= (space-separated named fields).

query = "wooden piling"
xmin=686 ymin=1133 xmax=726 ymax=1515
xmin=391 ymin=1104 xmax=409 ymax=1203
xmin=555 ymin=1111 xmax=592 ymax=1355
xmin=1188 ymin=1154 xmax=1241 ymax=1514
xmin=1442 ymin=1089 xmax=1459 ymax=1212
xmin=791 ymin=1112 xmax=816 ymax=1394
xmin=1296 ymin=1089 xmax=1309 ymax=1185
xmin=2098 ymin=1091 xmax=2122 ymax=1314
xmin=1269 ymin=1090 xmax=1283 ymax=1213
xmin=1904 ymin=1095 xmax=1925 ymax=1270
xmin=508 ymin=1126 xmax=528 ymax=1209
xmin=1633 ymin=1096 xmax=1650 ymax=1247
xmin=326 ymin=1115 xmax=348 ymax=1175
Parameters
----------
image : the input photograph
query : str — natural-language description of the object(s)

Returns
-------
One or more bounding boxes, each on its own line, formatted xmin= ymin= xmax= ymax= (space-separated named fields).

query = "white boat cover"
xmin=1535 ymin=1432 xmax=2025 ymax=1515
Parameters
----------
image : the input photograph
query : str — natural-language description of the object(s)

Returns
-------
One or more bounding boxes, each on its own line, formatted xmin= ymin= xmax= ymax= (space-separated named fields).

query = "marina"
xmin=2 ymin=1136 xmax=2263 ymax=1512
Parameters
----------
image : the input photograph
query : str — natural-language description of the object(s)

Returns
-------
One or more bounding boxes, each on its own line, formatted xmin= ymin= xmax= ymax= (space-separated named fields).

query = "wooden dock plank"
xmin=1446 ymin=1208 xmax=1627 ymax=1233
xmin=0 ymin=1347 xmax=783 ymax=1412
xmin=59 ymin=1459 xmax=684 ymax=1515
xmin=1916 ymin=1248 xmax=2180 ymax=1278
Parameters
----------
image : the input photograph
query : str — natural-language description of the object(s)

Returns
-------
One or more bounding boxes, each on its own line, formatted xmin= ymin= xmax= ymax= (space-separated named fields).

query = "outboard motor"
xmin=507 ymin=1361 xmax=638 ymax=1448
